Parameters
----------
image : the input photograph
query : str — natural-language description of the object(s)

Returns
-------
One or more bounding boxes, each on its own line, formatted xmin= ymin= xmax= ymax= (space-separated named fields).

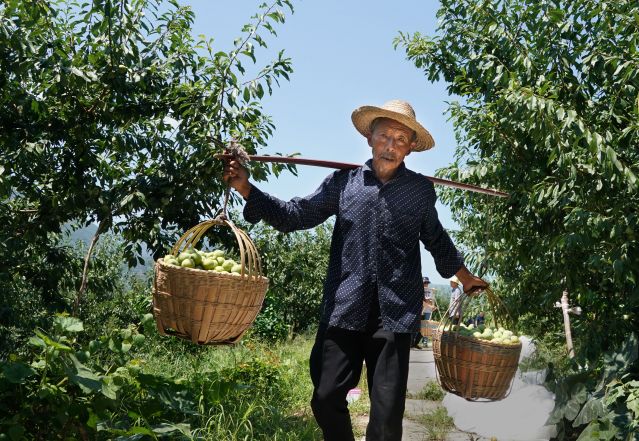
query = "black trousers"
xmin=309 ymin=302 xmax=412 ymax=441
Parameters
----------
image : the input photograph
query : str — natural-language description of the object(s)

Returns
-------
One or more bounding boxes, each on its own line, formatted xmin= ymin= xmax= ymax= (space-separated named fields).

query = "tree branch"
xmin=73 ymin=218 xmax=107 ymax=316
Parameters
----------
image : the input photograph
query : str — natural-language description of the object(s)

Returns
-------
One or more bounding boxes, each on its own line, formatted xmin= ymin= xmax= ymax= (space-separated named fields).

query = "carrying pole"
xmin=215 ymin=154 xmax=509 ymax=198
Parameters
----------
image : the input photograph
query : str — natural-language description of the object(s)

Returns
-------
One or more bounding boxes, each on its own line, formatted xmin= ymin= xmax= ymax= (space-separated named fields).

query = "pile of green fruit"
xmin=162 ymin=247 xmax=243 ymax=275
xmin=439 ymin=323 xmax=521 ymax=345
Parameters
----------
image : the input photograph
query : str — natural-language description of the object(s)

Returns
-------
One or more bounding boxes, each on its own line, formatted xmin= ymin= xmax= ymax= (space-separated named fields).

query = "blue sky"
xmin=179 ymin=0 xmax=460 ymax=284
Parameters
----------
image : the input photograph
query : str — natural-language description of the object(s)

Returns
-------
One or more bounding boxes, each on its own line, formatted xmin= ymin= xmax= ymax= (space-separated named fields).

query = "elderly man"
xmin=223 ymin=100 xmax=487 ymax=441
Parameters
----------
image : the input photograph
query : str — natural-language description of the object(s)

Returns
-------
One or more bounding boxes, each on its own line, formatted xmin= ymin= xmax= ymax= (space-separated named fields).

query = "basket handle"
xmin=439 ymin=287 xmax=514 ymax=333
xmin=170 ymin=217 xmax=263 ymax=279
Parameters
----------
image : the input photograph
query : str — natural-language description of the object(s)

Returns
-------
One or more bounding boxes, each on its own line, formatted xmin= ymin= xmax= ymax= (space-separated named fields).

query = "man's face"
xmin=367 ymin=118 xmax=416 ymax=179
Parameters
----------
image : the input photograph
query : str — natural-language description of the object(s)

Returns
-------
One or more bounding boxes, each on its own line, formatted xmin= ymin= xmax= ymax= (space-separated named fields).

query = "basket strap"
xmin=220 ymin=186 xmax=230 ymax=220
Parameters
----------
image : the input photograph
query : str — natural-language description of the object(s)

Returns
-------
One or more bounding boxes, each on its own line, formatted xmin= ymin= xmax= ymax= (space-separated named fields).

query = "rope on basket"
xmin=217 ymin=138 xmax=251 ymax=221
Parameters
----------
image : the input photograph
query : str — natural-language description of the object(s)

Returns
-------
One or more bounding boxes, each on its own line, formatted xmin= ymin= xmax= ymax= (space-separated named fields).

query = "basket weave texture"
xmin=432 ymin=288 xmax=521 ymax=401
xmin=152 ymin=218 xmax=268 ymax=345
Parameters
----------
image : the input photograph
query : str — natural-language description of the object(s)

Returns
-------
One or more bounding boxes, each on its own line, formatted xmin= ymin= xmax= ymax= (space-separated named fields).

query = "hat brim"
xmin=351 ymin=105 xmax=435 ymax=151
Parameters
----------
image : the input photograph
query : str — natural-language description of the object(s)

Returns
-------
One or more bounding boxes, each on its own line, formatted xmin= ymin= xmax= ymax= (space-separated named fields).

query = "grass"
xmin=137 ymin=332 xmax=322 ymax=440
xmin=407 ymin=380 xmax=445 ymax=401
xmin=416 ymin=406 xmax=455 ymax=441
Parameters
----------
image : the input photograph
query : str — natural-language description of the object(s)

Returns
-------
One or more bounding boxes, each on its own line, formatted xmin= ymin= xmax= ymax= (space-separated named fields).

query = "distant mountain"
xmin=63 ymin=223 xmax=154 ymax=273
xmin=65 ymin=222 xmax=98 ymax=245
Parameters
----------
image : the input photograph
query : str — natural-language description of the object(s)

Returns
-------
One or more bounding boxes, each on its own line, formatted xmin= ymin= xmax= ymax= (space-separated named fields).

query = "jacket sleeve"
xmin=243 ymin=171 xmax=341 ymax=232
xmin=419 ymin=179 xmax=465 ymax=278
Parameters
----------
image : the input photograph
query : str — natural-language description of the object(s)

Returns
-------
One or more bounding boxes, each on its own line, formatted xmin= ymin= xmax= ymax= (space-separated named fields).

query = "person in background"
xmin=465 ymin=310 xmax=485 ymax=327
xmin=412 ymin=276 xmax=435 ymax=348
xmin=449 ymin=275 xmax=463 ymax=324
xmin=223 ymin=99 xmax=487 ymax=441
xmin=421 ymin=276 xmax=437 ymax=347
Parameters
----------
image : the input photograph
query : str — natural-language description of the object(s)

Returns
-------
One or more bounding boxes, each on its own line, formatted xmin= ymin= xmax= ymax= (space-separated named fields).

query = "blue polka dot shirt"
xmin=243 ymin=159 xmax=465 ymax=333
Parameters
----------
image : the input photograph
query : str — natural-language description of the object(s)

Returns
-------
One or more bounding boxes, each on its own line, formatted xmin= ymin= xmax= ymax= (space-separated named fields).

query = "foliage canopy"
xmin=396 ymin=0 xmax=639 ymax=437
xmin=0 ymin=0 xmax=296 ymax=318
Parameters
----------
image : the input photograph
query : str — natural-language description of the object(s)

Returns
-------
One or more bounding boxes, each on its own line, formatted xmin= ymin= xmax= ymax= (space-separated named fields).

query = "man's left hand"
xmin=455 ymin=266 xmax=489 ymax=297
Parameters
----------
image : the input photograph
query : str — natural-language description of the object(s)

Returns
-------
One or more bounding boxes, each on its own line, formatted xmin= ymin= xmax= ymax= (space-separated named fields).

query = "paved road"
xmin=402 ymin=347 xmax=488 ymax=441
xmin=403 ymin=342 xmax=555 ymax=441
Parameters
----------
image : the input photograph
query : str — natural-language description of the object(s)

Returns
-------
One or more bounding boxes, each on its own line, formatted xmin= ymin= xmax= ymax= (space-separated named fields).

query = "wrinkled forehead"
xmin=371 ymin=117 xmax=414 ymax=135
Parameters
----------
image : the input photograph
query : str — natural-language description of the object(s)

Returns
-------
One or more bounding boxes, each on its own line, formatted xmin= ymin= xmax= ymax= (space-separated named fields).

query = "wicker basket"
xmin=152 ymin=217 xmax=268 ymax=345
xmin=420 ymin=319 xmax=440 ymax=338
xmin=432 ymin=287 xmax=521 ymax=401
xmin=420 ymin=298 xmax=440 ymax=338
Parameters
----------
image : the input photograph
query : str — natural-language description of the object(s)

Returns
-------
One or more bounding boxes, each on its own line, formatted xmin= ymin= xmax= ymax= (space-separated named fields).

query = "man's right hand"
xmin=223 ymin=159 xmax=251 ymax=199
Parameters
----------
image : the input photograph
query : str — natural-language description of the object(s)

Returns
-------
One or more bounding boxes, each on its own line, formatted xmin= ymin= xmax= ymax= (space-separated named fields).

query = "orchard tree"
xmin=396 ymin=1 xmax=638 ymax=437
xmin=0 ymin=0 xmax=296 ymax=312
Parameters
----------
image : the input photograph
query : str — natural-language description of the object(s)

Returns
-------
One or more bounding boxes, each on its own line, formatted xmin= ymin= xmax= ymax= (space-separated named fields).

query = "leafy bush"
xmin=249 ymin=300 xmax=291 ymax=342
xmin=545 ymin=333 xmax=638 ymax=440
xmin=247 ymin=222 xmax=332 ymax=341
xmin=0 ymin=314 xmax=181 ymax=440
xmin=0 ymin=314 xmax=322 ymax=440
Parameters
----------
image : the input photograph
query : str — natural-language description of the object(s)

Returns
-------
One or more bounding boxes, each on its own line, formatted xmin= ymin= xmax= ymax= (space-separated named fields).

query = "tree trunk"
xmin=73 ymin=219 xmax=106 ymax=316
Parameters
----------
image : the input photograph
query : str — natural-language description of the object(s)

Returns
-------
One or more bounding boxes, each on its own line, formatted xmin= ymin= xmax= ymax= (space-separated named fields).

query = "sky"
xmin=178 ymin=0 xmax=461 ymax=284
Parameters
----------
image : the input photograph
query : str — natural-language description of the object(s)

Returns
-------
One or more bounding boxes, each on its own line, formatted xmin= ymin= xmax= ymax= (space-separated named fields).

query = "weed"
xmin=417 ymin=406 xmax=454 ymax=441
xmin=408 ymin=380 xmax=445 ymax=401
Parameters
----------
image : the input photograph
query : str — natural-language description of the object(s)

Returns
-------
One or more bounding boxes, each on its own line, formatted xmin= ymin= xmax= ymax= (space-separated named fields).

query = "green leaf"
xmin=101 ymin=376 xmax=119 ymax=400
xmin=564 ymin=395 xmax=584 ymax=421
xmin=68 ymin=355 xmax=102 ymax=394
xmin=54 ymin=315 xmax=84 ymax=333
xmin=576 ymin=420 xmax=602 ymax=441
xmin=574 ymin=397 xmax=605 ymax=427
xmin=151 ymin=422 xmax=191 ymax=435
xmin=28 ymin=336 xmax=46 ymax=348
xmin=128 ymin=426 xmax=155 ymax=436
xmin=34 ymin=330 xmax=72 ymax=351
xmin=2 ymin=362 xmax=36 ymax=384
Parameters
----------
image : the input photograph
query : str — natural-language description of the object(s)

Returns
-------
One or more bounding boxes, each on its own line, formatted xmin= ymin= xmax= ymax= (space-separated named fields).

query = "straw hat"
xmin=450 ymin=275 xmax=461 ymax=285
xmin=351 ymin=99 xmax=435 ymax=151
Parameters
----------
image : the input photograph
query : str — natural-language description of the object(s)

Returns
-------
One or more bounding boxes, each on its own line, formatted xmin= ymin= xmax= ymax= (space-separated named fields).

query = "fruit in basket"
xmin=163 ymin=255 xmax=179 ymax=266
xmin=440 ymin=323 xmax=521 ymax=345
xmin=211 ymin=249 xmax=225 ymax=258
xmin=180 ymin=258 xmax=195 ymax=268
xmin=164 ymin=246 xmax=244 ymax=274
xmin=177 ymin=252 xmax=189 ymax=262
xmin=202 ymin=257 xmax=217 ymax=270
